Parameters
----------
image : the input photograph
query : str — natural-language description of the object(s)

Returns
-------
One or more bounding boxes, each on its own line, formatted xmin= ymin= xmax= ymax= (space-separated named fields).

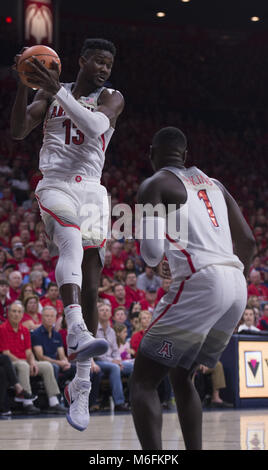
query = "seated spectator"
xmin=0 ymin=279 xmax=12 ymax=324
xmin=31 ymin=306 xmax=76 ymax=389
xmin=128 ymin=302 xmax=142 ymax=335
xmin=40 ymin=282 xmax=64 ymax=319
xmin=22 ymin=295 xmax=42 ymax=331
xmin=0 ymin=221 xmax=11 ymax=250
xmin=130 ymin=310 xmax=152 ymax=357
xmin=18 ymin=282 xmax=34 ymax=304
xmin=110 ymin=241 xmax=126 ymax=272
xmin=0 ymin=352 xmax=37 ymax=416
xmin=23 ymin=261 xmax=50 ymax=289
xmin=125 ymin=271 xmax=146 ymax=303
xmin=113 ymin=323 xmax=135 ymax=362
xmin=102 ymin=250 xmax=115 ymax=278
xmin=26 ymin=239 xmax=46 ymax=262
xmin=247 ymin=270 xmax=268 ymax=301
xmin=99 ymin=282 xmax=132 ymax=314
xmin=113 ymin=306 xmax=132 ymax=338
xmin=247 ymin=295 xmax=262 ymax=324
xmin=156 ymin=278 xmax=172 ymax=304
xmin=29 ymin=270 xmax=47 ymax=298
xmin=98 ymin=275 xmax=115 ymax=296
xmin=257 ymin=304 xmax=268 ymax=331
xmin=139 ymin=287 xmax=158 ymax=313
xmin=198 ymin=362 xmax=233 ymax=408
xmin=237 ymin=307 xmax=260 ymax=333
xmin=0 ymin=302 xmax=65 ymax=414
xmin=136 ymin=266 xmax=162 ymax=292
xmin=0 ymin=248 xmax=10 ymax=274
xmin=10 ymin=242 xmax=34 ymax=278
xmin=7 ymin=270 xmax=22 ymax=302
xmin=95 ymin=303 xmax=132 ymax=411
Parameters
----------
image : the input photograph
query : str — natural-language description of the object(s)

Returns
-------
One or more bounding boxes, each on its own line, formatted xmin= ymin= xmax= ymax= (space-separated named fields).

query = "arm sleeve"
xmin=55 ymin=86 xmax=110 ymax=138
xmin=140 ymin=216 xmax=166 ymax=267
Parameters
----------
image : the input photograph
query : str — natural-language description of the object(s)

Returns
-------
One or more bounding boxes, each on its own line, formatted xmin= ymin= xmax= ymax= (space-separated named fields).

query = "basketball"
xmin=17 ymin=45 xmax=61 ymax=89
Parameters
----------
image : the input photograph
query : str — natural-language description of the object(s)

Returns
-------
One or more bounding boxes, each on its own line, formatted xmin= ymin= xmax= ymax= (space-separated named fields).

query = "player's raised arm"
xmin=10 ymin=50 xmax=51 ymax=140
xmin=213 ymin=179 xmax=256 ymax=277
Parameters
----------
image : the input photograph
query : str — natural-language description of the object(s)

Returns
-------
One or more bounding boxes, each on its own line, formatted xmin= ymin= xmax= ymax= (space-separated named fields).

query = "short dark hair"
xmin=152 ymin=127 xmax=187 ymax=154
xmin=0 ymin=279 xmax=8 ymax=286
xmin=47 ymin=282 xmax=58 ymax=290
xmin=81 ymin=38 xmax=116 ymax=58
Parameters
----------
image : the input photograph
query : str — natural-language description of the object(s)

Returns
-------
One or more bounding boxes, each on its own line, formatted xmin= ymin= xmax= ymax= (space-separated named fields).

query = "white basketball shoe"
xmin=67 ymin=322 xmax=108 ymax=362
xmin=64 ymin=378 xmax=91 ymax=431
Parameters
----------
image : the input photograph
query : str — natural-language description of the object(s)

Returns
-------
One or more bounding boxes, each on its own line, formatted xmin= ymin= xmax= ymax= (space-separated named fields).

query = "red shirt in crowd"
xmin=248 ymin=284 xmax=268 ymax=301
xmin=0 ymin=320 xmax=31 ymax=359
xmin=7 ymin=286 xmax=21 ymax=302
xmin=40 ymin=297 xmax=64 ymax=318
xmin=101 ymin=266 xmax=115 ymax=279
xmin=125 ymin=285 xmax=146 ymax=304
xmin=130 ymin=330 xmax=145 ymax=357
xmin=99 ymin=292 xmax=133 ymax=314
xmin=111 ymin=255 xmax=125 ymax=272
xmin=22 ymin=312 xmax=42 ymax=327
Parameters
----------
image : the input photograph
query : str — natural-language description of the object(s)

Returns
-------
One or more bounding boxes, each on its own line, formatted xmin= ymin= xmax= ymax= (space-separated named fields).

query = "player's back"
xmin=162 ymin=165 xmax=243 ymax=280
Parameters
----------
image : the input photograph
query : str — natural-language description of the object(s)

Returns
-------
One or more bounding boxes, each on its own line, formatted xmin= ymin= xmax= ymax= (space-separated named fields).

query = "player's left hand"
xmin=23 ymin=57 xmax=61 ymax=95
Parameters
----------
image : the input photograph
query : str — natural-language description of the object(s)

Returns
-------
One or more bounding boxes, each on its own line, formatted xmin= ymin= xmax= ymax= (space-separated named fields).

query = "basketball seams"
xmin=18 ymin=54 xmax=60 ymax=67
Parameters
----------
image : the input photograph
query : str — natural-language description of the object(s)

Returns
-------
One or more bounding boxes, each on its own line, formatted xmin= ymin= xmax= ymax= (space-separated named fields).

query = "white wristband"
xmin=56 ymin=86 xmax=110 ymax=137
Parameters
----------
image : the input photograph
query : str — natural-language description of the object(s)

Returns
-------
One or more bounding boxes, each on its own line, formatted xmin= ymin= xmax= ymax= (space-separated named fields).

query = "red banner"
xmin=24 ymin=0 xmax=53 ymax=46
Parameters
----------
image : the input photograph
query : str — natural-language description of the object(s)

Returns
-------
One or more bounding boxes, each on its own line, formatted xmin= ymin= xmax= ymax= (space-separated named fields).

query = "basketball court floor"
xmin=0 ymin=408 xmax=267 ymax=450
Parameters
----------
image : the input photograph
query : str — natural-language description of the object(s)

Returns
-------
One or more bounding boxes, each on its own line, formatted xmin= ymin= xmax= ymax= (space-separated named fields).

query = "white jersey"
xmin=39 ymin=83 xmax=114 ymax=179
xmin=163 ymin=165 xmax=244 ymax=280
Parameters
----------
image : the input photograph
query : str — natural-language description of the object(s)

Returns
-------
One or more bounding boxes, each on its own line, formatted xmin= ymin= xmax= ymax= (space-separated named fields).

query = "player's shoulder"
xmin=137 ymin=173 xmax=167 ymax=205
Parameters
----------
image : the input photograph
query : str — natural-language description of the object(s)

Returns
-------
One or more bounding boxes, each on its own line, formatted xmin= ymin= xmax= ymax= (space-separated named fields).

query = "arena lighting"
xmin=181 ymin=0 xmax=191 ymax=3
xmin=156 ymin=12 xmax=166 ymax=18
xmin=5 ymin=16 xmax=13 ymax=23
xmin=251 ymin=16 xmax=260 ymax=22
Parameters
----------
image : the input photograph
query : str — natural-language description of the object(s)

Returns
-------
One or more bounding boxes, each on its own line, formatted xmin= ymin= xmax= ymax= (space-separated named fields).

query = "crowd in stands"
xmin=0 ymin=21 xmax=267 ymax=416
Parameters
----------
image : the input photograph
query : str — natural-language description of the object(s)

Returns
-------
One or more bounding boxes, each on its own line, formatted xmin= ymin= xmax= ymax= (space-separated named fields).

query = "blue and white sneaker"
xmin=67 ymin=322 xmax=108 ymax=362
xmin=64 ymin=378 xmax=91 ymax=431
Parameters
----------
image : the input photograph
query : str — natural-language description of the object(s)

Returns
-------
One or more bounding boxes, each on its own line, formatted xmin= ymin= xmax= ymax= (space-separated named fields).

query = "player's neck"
xmin=71 ymin=78 xmax=97 ymax=100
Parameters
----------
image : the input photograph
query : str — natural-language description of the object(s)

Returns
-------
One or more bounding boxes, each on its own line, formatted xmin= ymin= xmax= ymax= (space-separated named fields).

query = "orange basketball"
xmin=17 ymin=45 xmax=61 ymax=89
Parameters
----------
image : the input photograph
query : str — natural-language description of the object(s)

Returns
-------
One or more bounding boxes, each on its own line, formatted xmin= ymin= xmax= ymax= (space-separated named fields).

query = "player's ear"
xmin=79 ymin=56 xmax=87 ymax=69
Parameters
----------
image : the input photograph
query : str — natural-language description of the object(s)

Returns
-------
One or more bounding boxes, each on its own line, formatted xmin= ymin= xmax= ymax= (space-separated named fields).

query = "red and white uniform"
xmin=140 ymin=166 xmax=247 ymax=369
xmin=35 ymin=83 xmax=114 ymax=260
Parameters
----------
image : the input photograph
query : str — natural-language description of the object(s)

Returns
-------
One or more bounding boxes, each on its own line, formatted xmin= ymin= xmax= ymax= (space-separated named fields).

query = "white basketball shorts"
xmin=35 ymin=175 xmax=109 ymax=264
xmin=139 ymin=264 xmax=247 ymax=369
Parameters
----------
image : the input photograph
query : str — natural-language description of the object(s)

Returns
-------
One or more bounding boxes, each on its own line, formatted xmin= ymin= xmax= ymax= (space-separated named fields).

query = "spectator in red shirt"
xmin=26 ymin=239 xmax=46 ymax=261
xmin=100 ymin=283 xmax=132 ymax=314
xmin=125 ymin=271 xmax=146 ymax=303
xmin=22 ymin=295 xmax=42 ymax=331
xmin=0 ymin=279 xmax=12 ymax=324
xmin=0 ymin=301 xmax=65 ymax=414
xmin=40 ymin=282 xmax=64 ymax=319
xmin=0 ymin=221 xmax=11 ymax=249
xmin=7 ymin=270 xmax=22 ymax=301
xmin=140 ymin=287 xmax=158 ymax=313
xmin=111 ymin=241 xmax=125 ymax=271
xmin=130 ymin=310 xmax=152 ymax=357
xmin=257 ymin=304 xmax=268 ymax=331
xmin=11 ymin=242 xmax=34 ymax=278
xmin=248 ymin=271 xmax=268 ymax=301
xmin=102 ymin=250 xmax=115 ymax=278
xmin=156 ymin=278 xmax=172 ymax=304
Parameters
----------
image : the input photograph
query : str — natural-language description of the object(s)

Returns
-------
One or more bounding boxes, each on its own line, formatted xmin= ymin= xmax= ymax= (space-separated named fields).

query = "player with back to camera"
xmin=131 ymin=127 xmax=256 ymax=450
xmin=10 ymin=38 xmax=124 ymax=431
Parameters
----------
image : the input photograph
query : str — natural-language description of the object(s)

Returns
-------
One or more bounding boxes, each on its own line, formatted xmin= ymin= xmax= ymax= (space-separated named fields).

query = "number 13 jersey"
xmin=162 ymin=165 xmax=244 ymax=281
xmin=39 ymin=82 xmax=114 ymax=179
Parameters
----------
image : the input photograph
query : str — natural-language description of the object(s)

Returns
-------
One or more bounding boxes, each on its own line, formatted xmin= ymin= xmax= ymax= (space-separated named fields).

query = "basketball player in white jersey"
xmin=131 ymin=127 xmax=256 ymax=449
xmin=10 ymin=38 xmax=124 ymax=431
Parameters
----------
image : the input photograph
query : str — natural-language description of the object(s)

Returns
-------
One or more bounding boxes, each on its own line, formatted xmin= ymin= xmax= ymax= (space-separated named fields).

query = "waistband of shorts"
xmin=40 ymin=173 xmax=101 ymax=183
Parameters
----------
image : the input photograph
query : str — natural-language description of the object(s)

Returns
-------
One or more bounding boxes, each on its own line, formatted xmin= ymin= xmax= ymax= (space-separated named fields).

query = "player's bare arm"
xmin=97 ymin=88 xmax=125 ymax=128
xmin=137 ymin=172 xmax=186 ymax=268
xmin=10 ymin=53 xmax=52 ymax=140
xmin=213 ymin=179 xmax=256 ymax=277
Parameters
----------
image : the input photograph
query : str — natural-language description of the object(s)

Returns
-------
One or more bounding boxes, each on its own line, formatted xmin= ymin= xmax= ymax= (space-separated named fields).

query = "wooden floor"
xmin=0 ymin=408 xmax=268 ymax=450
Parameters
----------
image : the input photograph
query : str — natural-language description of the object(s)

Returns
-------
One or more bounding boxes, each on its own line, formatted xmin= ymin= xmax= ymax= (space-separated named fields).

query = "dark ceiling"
xmin=60 ymin=0 xmax=268 ymax=31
